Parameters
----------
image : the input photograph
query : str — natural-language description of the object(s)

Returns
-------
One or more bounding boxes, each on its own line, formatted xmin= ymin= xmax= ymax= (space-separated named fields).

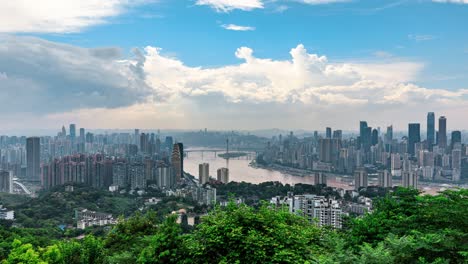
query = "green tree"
xmin=2 ymin=239 xmax=44 ymax=264
xmin=138 ymin=215 xmax=187 ymax=264
xmin=185 ymin=202 xmax=322 ymax=263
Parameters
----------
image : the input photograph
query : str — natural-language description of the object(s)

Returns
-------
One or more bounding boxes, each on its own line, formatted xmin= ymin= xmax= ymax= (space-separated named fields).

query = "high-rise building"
xmin=26 ymin=137 xmax=41 ymax=182
xmin=354 ymin=168 xmax=368 ymax=190
xmin=217 ymin=168 xmax=229 ymax=183
xmin=134 ymin=129 xmax=140 ymax=145
xmin=199 ymin=163 xmax=209 ymax=184
xmin=359 ymin=121 xmax=368 ymax=150
xmin=277 ymin=195 xmax=343 ymax=229
xmin=326 ymin=127 xmax=332 ymax=139
xmin=157 ymin=166 xmax=174 ymax=188
xmin=314 ymin=172 xmax=327 ymax=185
xmin=371 ymin=129 xmax=378 ymax=146
xmin=140 ymin=133 xmax=149 ymax=154
xmin=79 ymin=128 xmax=85 ymax=143
xmin=386 ymin=125 xmax=393 ymax=142
xmin=164 ymin=136 xmax=174 ymax=154
xmin=69 ymin=124 xmax=76 ymax=139
xmin=391 ymin=153 xmax=401 ymax=176
xmin=451 ymin=131 xmax=462 ymax=150
xmin=319 ymin=138 xmax=341 ymax=164
xmin=378 ymin=170 xmax=392 ymax=188
xmin=427 ymin=112 xmax=435 ymax=149
xmin=112 ymin=162 xmax=128 ymax=188
xmin=171 ymin=143 xmax=184 ymax=183
xmin=385 ymin=125 xmax=393 ymax=152
xmin=402 ymin=171 xmax=418 ymax=189
xmin=438 ymin=116 xmax=447 ymax=149
xmin=408 ymin=123 xmax=421 ymax=156
xmin=129 ymin=163 xmax=146 ymax=190
xmin=0 ymin=171 xmax=12 ymax=193
xmin=452 ymin=149 xmax=461 ymax=181
xmin=332 ymin=130 xmax=342 ymax=140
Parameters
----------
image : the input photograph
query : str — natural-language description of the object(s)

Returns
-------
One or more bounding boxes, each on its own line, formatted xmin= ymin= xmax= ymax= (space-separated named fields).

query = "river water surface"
xmin=184 ymin=149 xmax=315 ymax=185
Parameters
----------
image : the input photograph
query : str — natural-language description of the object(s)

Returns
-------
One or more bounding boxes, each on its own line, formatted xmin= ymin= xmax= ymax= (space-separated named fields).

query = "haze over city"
xmin=0 ymin=0 xmax=467 ymax=132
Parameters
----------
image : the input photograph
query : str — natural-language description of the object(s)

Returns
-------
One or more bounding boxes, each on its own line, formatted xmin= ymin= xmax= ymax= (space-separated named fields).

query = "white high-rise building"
xmin=391 ymin=153 xmax=401 ymax=176
xmin=271 ymin=194 xmax=343 ymax=229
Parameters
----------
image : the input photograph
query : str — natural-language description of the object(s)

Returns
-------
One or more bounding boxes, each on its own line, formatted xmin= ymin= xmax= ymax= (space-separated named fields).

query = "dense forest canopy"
xmin=1 ymin=187 xmax=467 ymax=263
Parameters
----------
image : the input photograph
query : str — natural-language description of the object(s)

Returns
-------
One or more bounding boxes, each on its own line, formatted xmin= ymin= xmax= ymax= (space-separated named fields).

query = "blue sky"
xmin=0 ymin=0 xmax=467 ymax=131
xmin=38 ymin=0 xmax=468 ymax=88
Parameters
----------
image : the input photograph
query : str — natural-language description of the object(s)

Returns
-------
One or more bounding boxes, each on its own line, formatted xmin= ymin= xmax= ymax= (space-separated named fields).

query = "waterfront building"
xmin=217 ymin=167 xmax=229 ymax=184
xmin=314 ymin=172 xmax=327 ymax=185
xmin=354 ymin=168 xmax=368 ymax=190
xmin=402 ymin=170 xmax=418 ymax=189
xmin=199 ymin=163 xmax=209 ymax=184
xmin=378 ymin=170 xmax=392 ymax=188
xmin=171 ymin=143 xmax=184 ymax=182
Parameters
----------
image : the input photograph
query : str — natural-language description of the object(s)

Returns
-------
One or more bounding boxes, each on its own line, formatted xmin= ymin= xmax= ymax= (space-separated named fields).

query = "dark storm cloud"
xmin=0 ymin=35 xmax=152 ymax=113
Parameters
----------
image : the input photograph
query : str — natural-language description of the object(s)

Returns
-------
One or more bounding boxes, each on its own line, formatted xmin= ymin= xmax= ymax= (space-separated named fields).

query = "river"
xmin=183 ymin=149 xmax=464 ymax=194
xmin=184 ymin=149 xmax=314 ymax=185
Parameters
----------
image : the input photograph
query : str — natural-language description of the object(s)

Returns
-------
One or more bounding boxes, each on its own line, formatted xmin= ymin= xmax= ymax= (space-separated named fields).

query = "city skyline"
xmin=0 ymin=1 xmax=467 ymax=130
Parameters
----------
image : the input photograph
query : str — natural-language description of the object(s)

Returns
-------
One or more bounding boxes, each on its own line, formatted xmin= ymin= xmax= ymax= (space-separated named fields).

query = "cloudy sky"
xmin=0 ymin=0 xmax=467 ymax=133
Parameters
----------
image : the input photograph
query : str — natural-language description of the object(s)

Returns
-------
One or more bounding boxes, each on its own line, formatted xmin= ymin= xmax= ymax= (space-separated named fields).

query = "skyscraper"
xmin=314 ymin=172 xmax=327 ymax=185
xmin=79 ymin=128 xmax=85 ymax=143
xmin=0 ymin=171 xmax=12 ymax=193
xmin=332 ymin=130 xmax=342 ymax=140
xmin=452 ymin=149 xmax=461 ymax=181
xmin=69 ymin=124 xmax=76 ymax=140
xmin=199 ymin=163 xmax=209 ymax=184
xmin=217 ymin=168 xmax=229 ymax=184
xmin=402 ymin=171 xmax=418 ymax=189
xmin=451 ymin=130 xmax=461 ymax=149
xmin=386 ymin=125 xmax=393 ymax=142
xmin=371 ymin=129 xmax=378 ymax=146
xmin=438 ymin=116 xmax=447 ymax=149
xmin=427 ymin=112 xmax=435 ymax=149
xmin=326 ymin=127 xmax=332 ymax=139
xmin=378 ymin=170 xmax=392 ymax=188
xmin=140 ymin=133 xmax=149 ymax=154
xmin=171 ymin=143 xmax=184 ymax=183
xmin=359 ymin=121 xmax=367 ymax=150
xmin=26 ymin=137 xmax=41 ymax=182
xmin=408 ymin=123 xmax=421 ymax=156
xmin=360 ymin=121 xmax=373 ymax=152
xmin=134 ymin=129 xmax=140 ymax=145
xmin=354 ymin=168 xmax=368 ymax=190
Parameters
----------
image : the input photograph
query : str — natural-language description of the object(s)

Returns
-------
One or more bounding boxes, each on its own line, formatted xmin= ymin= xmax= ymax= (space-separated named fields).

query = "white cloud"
xmin=221 ymin=24 xmax=255 ymax=31
xmin=408 ymin=34 xmax=436 ymax=41
xmin=432 ymin=0 xmax=468 ymax=3
xmin=2 ymin=37 xmax=468 ymax=130
xmin=0 ymin=0 xmax=151 ymax=33
xmin=143 ymin=44 xmax=441 ymax=106
xmin=195 ymin=0 xmax=264 ymax=12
